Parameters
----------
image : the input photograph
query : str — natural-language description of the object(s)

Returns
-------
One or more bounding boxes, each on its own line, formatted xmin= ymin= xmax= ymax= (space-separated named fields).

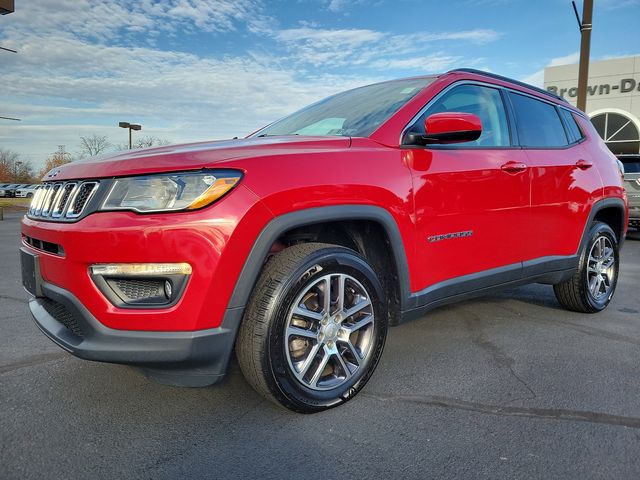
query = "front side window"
xmin=253 ymin=78 xmax=434 ymax=138
xmin=510 ymin=93 xmax=568 ymax=147
xmin=409 ymin=84 xmax=511 ymax=147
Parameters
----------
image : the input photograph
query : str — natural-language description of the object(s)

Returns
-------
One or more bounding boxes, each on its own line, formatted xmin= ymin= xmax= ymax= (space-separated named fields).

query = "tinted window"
xmin=254 ymin=78 xmax=434 ymax=138
xmin=510 ymin=93 xmax=568 ymax=147
xmin=559 ymin=109 xmax=583 ymax=143
xmin=619 ymin=156 xmax=640 ymax=173
xmin=411 ymin=84 xmax=510 ymax=147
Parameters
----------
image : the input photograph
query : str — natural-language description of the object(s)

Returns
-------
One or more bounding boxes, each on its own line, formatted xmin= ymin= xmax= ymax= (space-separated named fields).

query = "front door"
xmin=406 ymin=83 xmax=530 ymax=293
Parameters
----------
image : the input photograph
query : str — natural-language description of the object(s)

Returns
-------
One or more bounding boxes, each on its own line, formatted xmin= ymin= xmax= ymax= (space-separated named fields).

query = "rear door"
xmin=508 ymin=92 xmax=602 ymax=261
xmin=407 ymin=83 xmax=531 ymax=292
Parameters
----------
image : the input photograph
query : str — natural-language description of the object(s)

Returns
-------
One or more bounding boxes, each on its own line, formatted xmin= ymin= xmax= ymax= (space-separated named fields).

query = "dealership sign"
xmin=547 ymin=78 xmax=640 ymax=99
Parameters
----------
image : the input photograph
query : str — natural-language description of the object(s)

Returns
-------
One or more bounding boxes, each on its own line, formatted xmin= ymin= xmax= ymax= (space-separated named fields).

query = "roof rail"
xmin=447 ymin=68 xmax=569 ymax=104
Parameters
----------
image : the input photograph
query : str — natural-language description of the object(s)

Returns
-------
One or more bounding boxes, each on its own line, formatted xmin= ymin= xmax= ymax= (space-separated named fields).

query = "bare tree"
xmin=78 ymin=134 xmax=112 ymax=158
xmin=116 ymin=136 xmax=171 ymax=151
xmin=135 ymin=136 xmax=170 ymax=149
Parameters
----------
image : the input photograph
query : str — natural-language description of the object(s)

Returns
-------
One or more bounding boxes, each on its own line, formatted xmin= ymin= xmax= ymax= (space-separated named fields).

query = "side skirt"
xmin=399 ymin=255 xmax=577 ymax=323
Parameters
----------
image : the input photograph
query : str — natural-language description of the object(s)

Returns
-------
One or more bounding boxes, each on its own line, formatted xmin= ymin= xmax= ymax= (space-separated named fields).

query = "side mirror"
xmin=404 ymin=112 xmax=482 ymax=146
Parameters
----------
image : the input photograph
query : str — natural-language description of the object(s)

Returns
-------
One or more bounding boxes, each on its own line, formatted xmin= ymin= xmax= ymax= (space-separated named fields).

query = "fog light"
xmin=89 ymin=263 xmax=191 ymax=309
xmin=90 ymin=263 xmax=192 ymax=276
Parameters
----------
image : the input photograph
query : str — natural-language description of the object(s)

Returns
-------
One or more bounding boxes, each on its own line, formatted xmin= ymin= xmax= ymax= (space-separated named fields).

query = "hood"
xmin=45 ymin=136 xmax=351 ymax=181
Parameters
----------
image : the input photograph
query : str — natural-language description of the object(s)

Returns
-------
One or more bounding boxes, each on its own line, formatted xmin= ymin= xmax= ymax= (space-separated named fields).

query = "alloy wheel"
xmin=284 ymin=273 xmax=375 ymax=391
xmin=587 ymin=236 xmax=616 ymax=300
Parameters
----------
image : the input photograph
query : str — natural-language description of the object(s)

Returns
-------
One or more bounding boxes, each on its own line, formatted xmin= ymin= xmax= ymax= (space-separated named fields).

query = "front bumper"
xmin=19 ymin=184 xmax=273 ymax=383
xmin=20 ymin=185 xmax=271 ymax=331
xmin=29 ymin=280 xmax=242 ymax=386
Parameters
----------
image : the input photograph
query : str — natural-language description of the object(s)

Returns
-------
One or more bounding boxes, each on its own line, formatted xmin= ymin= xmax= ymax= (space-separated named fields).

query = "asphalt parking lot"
xmin=1 ymin=212 xmax=639 ymax=479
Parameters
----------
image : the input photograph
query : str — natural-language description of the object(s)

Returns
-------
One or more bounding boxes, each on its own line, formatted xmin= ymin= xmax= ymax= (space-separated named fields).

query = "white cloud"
xmin=324 ymin=0 xmax=371 ymax=13
xmin=521 ymin=52 xmax=579 ymax=87
xmin=370 ymin=54 xmax=463 ymax=72
xmin=273 ymin=27 xmax=500 ymax=68
xmin=0 ymin=1 xmax=502 ymax=169
xmin=1 ymin=0 xmax=263 ymax=45
xmin=273 ymin=27 xmax=385 ymax=67
xmin=411 ymin=29 xmax=501 ymax=45
xmin=548 ymin=52 xmax=580 ymax=67
xmin=0 ymin=32 xmax=379 ymax=168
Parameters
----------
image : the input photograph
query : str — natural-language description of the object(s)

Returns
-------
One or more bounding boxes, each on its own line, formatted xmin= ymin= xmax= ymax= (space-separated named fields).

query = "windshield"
xmin=253 ymin=77 xmax=434 ymax=138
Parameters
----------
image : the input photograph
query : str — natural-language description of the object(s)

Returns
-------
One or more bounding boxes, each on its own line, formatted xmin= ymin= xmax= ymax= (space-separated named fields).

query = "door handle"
xmin=500 ymin=161 xmax=528 ymax=173
xmin=575 ymin=159 xmax=593 ymax=170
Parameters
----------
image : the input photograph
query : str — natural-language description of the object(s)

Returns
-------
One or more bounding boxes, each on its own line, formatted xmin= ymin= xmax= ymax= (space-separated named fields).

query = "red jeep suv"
xmin=21 ymin=69 xmax=628 ymax=412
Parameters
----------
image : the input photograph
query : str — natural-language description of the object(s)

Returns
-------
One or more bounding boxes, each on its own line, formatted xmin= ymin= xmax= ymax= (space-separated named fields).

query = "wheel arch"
xmin=226 ymin=205 xmax=412 ymax=316
xmin=580 ymin=198 xmax=627 ymax=250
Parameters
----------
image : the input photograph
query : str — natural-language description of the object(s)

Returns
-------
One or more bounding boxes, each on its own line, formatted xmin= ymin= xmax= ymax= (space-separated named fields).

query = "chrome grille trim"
xmin=27 ymin=181 xmax=100 ymax=221
xmin=66 ymin=182 xmax=98 ymax=218
xmin=52 ymin=183 xmax=77 ymax=218
xmin=33 ymin=184 xmax=51 ymax=216
xmin=28 ymin=186 xmax=43 ymax=215
xmin=41 ymin=183 xmax=62 ymax=216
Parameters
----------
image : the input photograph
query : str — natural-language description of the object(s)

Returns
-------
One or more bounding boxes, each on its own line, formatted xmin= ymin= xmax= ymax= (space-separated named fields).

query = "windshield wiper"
xmin=257 ymin=133 xmax=299 ymax=137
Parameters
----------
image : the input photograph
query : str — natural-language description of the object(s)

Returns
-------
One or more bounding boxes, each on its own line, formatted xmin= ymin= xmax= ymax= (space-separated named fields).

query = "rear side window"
xmin=509 ymin=93 xmax=568 ymax=147
xmin=559 ymin=109 xmax=584 ymax=144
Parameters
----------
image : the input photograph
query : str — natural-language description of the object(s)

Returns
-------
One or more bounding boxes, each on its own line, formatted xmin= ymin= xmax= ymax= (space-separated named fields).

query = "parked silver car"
xmin=15 ymin=184 xmax=38 ymax=198
xmin=618 ymin=155 xmax=640 ymax=229
xmin=0 ymin=183 xmax=22 ymax=198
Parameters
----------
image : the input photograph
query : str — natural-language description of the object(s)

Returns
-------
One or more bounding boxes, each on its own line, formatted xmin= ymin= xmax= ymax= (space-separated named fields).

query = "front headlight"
xmin=100 ymin=170 xmax=242 ymax=213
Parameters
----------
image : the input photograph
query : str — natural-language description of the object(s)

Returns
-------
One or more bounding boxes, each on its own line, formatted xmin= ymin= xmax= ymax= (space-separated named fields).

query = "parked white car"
xmin=15 ymin=184 xmax=39 ymax=198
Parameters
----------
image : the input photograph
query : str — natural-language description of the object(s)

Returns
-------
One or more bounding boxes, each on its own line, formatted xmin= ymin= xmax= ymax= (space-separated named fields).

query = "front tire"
xmin=554 ymin=221 xmax=619 ymax=313
xmin=236 ymin=243 xmax=388 ymax=413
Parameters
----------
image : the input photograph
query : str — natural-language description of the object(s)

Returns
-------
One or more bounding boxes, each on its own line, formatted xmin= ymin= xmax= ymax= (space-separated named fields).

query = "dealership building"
xmin=544 ymin=55 xmax=640 ymax=154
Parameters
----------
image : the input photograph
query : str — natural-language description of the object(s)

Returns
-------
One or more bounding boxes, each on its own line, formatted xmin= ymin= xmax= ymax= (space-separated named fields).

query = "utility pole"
xmin=0 ymin=0 xmax=15 ymax=15
xmin=1 ymin=0 xmax=15 ymax=219
xmin=56 ymin=145 xmax=70 ymax=161
xmin=573 ymin=0 xmax=593 ymax=112
xmin=0 ymin=1 xmax=20 ymax=121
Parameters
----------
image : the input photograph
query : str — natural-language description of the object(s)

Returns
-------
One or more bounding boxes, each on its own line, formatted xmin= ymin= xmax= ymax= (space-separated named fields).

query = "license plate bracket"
xmin=21 ymin=248 xmax=43 ymax=297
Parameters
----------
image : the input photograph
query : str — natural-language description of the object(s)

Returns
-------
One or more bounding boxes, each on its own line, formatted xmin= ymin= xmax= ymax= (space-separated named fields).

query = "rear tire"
xmin=236 ymin=243 xmax=388 ymax=413
xmin=553 ymin=221 xmax=619 ymax=313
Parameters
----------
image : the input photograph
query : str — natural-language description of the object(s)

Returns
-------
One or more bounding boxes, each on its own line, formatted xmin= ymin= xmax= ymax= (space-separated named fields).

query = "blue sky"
xmin=1 ymin=0 xmax=639 ymax=169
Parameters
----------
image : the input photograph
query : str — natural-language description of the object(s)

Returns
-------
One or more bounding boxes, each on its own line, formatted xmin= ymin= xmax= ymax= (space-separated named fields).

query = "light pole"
xmin=572 ymin=0 xmax=593 ymax=112
xmin=14 ymin=160 xmax=22 ymax=182
xmin=118 ymin=121 xmax=142 ymax=149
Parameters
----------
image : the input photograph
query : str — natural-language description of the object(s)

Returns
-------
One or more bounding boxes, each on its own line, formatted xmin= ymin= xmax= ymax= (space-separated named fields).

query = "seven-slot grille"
xmin=28 ymin=181 xmax=99 ymax=220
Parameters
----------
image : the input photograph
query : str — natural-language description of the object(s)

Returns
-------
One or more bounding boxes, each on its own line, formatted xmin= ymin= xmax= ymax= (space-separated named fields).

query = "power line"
xmin=0 ymin=45 xmax=17 ymax=53
xmin=0 ymin=116 xmax=21 ymax=121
